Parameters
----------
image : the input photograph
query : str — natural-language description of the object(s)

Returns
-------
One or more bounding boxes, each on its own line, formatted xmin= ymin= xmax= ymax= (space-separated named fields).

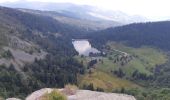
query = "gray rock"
xmin=26 ymin=88 xmax=136 ymax=100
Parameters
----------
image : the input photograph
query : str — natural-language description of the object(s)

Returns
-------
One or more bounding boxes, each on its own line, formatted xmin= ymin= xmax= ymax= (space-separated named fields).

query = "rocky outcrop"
xmin=25 ymin=88 xmax=136 ymax=100
xmin=68 ymin=90 xmax=136 ymax=100
xmin=0 ymin=36 xmax=47 ymax=68
xmin=6 ymin=98 xmax=21 ymax=100
xmin=0 ymin=47 xmax=47 ymax=67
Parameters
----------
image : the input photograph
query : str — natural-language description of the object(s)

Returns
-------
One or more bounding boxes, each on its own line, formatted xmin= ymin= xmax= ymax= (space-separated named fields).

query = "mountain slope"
xmin=89 ymin=21 xmax=170 ymax=50
xmin=83 ymin=21 xmax=170 ymax=100
xmin=0 ymin=5 xmax=170 ymax=100
xmin=1 ymin=2 xmax=147 ymax=24
xmin=0 ymin=6 xmax=85 ymax=99
xmin=0 ymin=6 xmax=76 ymax=66
xmin=19 ymin=8 xmax=121 ymax=31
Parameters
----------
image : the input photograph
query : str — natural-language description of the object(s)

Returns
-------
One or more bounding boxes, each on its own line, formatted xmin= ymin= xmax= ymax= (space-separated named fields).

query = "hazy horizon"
xmin=0 ymin=0 xmax=170 ymax=21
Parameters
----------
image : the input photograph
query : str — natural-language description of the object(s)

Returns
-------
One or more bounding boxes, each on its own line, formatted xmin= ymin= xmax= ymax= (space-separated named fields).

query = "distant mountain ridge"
xmin=19 ymin=8 xmax=121 ymax=31
xmin=0 ymin=1 xmax=147 ymax=24
xmin=89 ymin=21 xmax=170 ymax=50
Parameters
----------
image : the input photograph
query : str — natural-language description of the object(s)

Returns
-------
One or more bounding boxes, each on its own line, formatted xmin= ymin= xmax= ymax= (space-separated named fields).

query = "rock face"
xmin=25 ymin=88 xmax=136 ymax=100
xmin=0 ymin=47 xmax=47 ymax=69
xmin=68 ymin=90 xmax=136 ymax=100
xmin=6 ymin=98 xmax=21 ymax=100
xmin=26 ymin=88 xmax=53 ymax=100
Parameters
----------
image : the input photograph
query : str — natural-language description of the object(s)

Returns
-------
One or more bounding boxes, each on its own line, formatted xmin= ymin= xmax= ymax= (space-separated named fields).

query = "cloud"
xmin=0 ymin=0 xmax=170 ymax=20
xmin=0 ymin=0 xmax=19 ymax=3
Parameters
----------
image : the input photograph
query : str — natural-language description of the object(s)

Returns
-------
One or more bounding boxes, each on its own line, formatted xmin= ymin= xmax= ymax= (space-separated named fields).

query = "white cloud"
xmin=0 ymin=0 xmax=19 ymax=3
xmin=0 ymin=0 xmax=170 ymax=20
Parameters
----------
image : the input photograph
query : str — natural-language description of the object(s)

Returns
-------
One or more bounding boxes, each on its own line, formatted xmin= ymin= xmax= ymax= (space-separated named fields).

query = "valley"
xmin=72 ymin=39 xmax=170 ymax=100
xmin=75 ymin=41 xmax=167 ymax=91
xmin=0 ymin=2 xmax=170 ymax=100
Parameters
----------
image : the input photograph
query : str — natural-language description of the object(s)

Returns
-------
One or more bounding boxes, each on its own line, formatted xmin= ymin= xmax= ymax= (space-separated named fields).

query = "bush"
xmin=40 ymin=90 xmax=67 ymax=100
xmin=1 ymin=50 xmax=13 ymax=59
xmin=96 ymin=87 xmax=104 ymax=92
xmin=82 ymin=83 xmax=94 ymax=91
xmin=62 ymin=84 xmax=78 ymax=95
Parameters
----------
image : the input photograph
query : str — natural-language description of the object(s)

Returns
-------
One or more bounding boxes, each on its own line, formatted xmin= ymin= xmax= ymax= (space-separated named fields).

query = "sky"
xmin=0 ymin=0 xmax=170 ymax=21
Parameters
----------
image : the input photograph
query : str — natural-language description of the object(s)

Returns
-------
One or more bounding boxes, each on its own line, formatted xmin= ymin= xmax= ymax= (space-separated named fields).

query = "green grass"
xmin=76 ymin=41 xmax=167 ymax=92
xmin=97 ymin=58 xmax=116 ymax=71
xmin=0 ymin=25 xmax=9 ymax=48
xmin=131 ymin=47 xmax=167 ymax=68
xmin=97 ymin=42 xmax=168 ymax=76
xmin=124 ymin=59 xmax=152 ymax=75
xmin=78 ymin=70 xmax=140 ymax=92
xmin=107 ymin=42 xmax=167 ymax=66
xmin=40 ymin=90 xmax=67 ymax=100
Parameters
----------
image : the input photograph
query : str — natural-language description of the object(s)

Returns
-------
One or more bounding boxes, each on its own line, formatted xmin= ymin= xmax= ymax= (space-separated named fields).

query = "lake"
xmin=72 ymin=39 xmax=100 ymax=56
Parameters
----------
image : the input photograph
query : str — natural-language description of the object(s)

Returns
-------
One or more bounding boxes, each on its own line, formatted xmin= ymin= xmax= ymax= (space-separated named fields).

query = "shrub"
xmin=82 ymin=83 xmax=94 ymax=91
xmin=96 ymin=87 xmax=104 ymax=92
xmin=1 ymin=50 xmax=13 ymax=59
xmin=40 ymin=90 xmax=67 ymax=100
xmin=62 ymin=84 xmax=78 ymax=95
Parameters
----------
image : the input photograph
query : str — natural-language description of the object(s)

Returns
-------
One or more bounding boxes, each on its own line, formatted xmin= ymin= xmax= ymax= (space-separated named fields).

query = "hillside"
xmin=0 ymin=6 xmax=81 ymax=67
xmin=0 ymin=6 xmax=85 ymax=99
xmin=75 ymin=41 xmax=170 ymax=100
xmin=0 ymin=5 xmax=170 ymax=100
xmin=1 ymin=2 xmax=147 ymax=24
xmin=82 ymin=21 xmax=170 ymax=100
xmin=89 ymin=21 xmax=170 ymax=50
xmin=19 ymin=9 xmax=121 ymax=31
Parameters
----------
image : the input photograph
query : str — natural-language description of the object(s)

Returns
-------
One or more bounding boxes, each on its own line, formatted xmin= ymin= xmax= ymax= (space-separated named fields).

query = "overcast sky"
xmin=0 ymin=0 xmax=170 ymax=21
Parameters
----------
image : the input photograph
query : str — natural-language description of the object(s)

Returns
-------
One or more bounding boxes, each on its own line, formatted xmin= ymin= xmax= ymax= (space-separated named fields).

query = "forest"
xmin=88 ymin=21 xmax=170 ymax=50
xmin=0 ymin=6 xmax=86 ymax=99
xmin=84 ymin=21 xmax=170 ymax=100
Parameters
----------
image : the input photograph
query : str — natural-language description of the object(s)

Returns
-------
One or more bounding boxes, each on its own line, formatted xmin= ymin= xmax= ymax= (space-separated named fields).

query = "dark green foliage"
xmin=0 ymin=65 xmax=29 ymax=99
xmin=0 ymin=6 xmax=86 ymax=99
xmin=132 ymin=70 xmax=153 ymax=81
xmin=120 ymin=87 xmax=125 ymax=93
xmin=0 ymin=6 xmax=87 ymax=35
xmin=8 ymin=64 xmax=15 ymax=71
xmin=1 ymin=50 xmax=13 ymax=59
xmin=88 ymin=59 xmax=97 ymax=68
xmin=113 ymin=68 xmax=125 ymax=78
xmin=123 ymin=88 xmax=170 ymax=100
xmin=86 ymin=21 xmax=170 ymax=100
xmin=87 ymin=83 xmax=94 ymax=91
xmin=0 ymin=35 xmax=85 ymax=98
xmin=17 ymin=34 xmax=85 ymax=98
xmin=151 ymin=58 xmax=170 ymax=87
xmin=23 ymin=55 xmax=84 ymax=88
xmin=82 ymin=83 xmax=104 ymax=92
xmin=82 ymin=83 xmax=94 ymax=91
xmin=96 ymin=87 xmax=104 ymax=92
xmin=88 ymin=21 xmax=170 ymax=51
